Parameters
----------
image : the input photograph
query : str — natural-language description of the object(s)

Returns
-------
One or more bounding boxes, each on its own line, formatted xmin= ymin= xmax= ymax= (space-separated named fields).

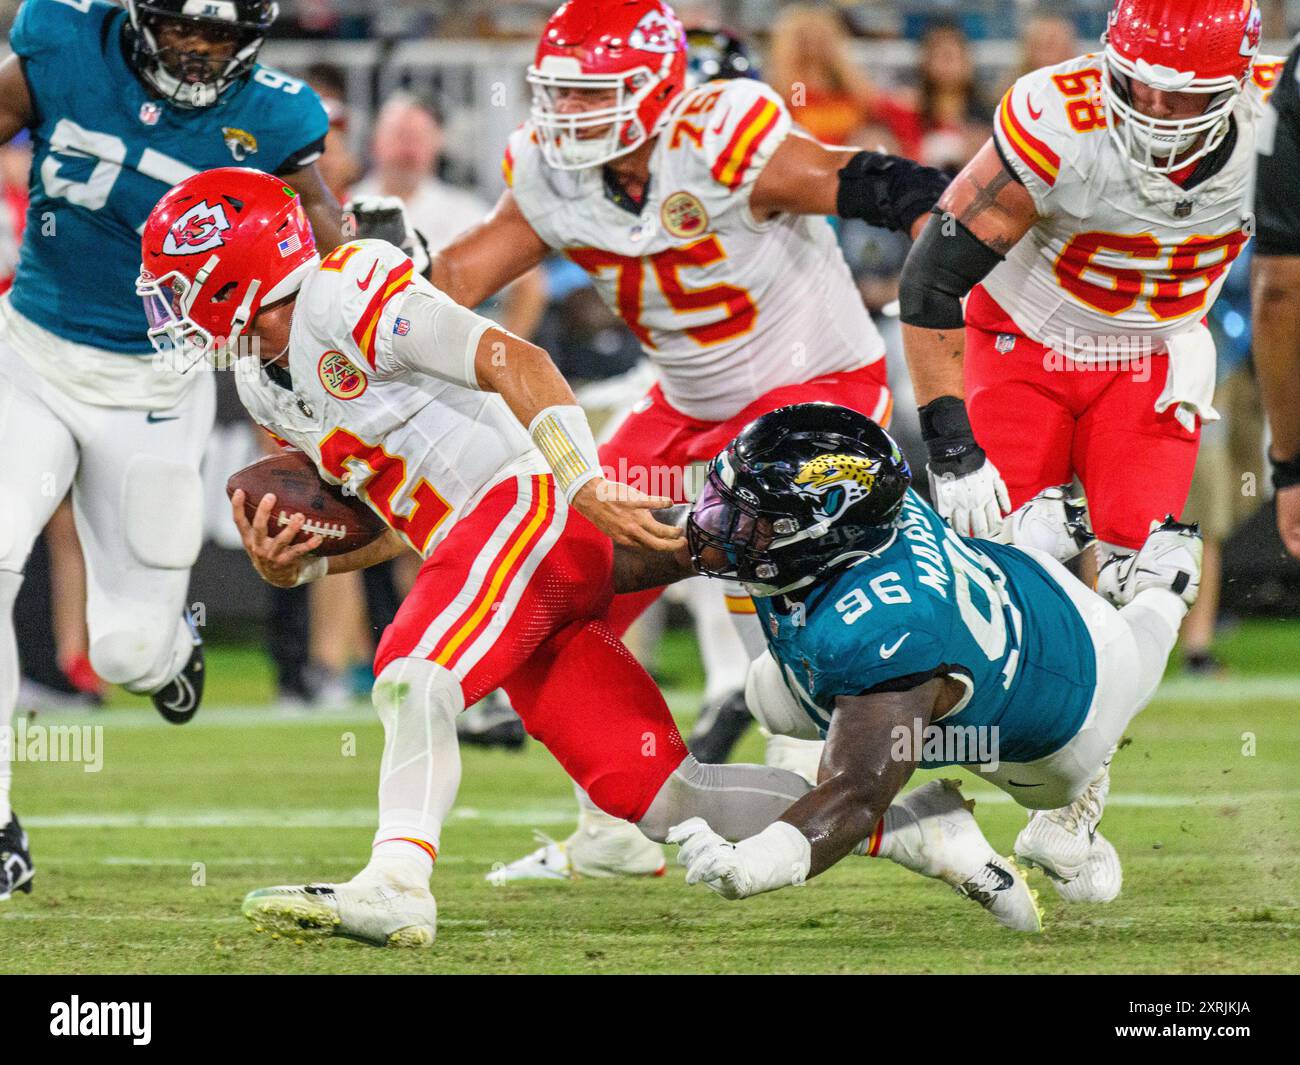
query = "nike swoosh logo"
xmin=357 ymin=261 xmax=380 ymax=291
xmin=146 ymin=412 xmax=180 ymax=424
xmin=1026 ymin=97 xmax=1043 ymax=121
xmin=1007 ymin=780 xmax=1045 ymax=788
xmin=879 ymin=634 xmax=910 ymax=659
xmin=711 ymin=107 xmax=731 ymax=135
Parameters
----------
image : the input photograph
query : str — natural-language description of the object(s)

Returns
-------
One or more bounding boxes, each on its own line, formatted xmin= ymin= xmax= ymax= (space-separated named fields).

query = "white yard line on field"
xmin=19 ymin=788 xmax=1300 ymax=831
xmin=20 ymin=673 xmax=1300 ymax=731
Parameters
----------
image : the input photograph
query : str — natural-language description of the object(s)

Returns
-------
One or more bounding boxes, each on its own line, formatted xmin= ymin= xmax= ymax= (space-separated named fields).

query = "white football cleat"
xmin=1053 ymin=832 xmax=1122 ymax=904
xmin=890 ymin=779 xmax=1042 ymax=933
xmin=1097 ymin=518 xmax=1203 ymax=608
xmin=1007 ymin=485 xmax=1094 ymax=562
xmin=242 ymin=877 xmax=436 ymax=947
xmin=1015 ymin=765 xmax=1120 ymax=902
xmin=486 ymin=821 xmax=666 ymax=885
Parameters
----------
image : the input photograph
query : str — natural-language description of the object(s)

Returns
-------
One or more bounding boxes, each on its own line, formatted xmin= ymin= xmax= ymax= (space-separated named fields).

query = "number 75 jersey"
xmin=982 ymin=52 xmax=1284 ymax=360
xmin=505 ymin=77 xmax=884 ymax=422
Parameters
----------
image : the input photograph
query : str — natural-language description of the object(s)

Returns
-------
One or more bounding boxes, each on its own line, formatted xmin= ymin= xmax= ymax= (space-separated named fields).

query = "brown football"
xmin=225 ymin=450 xmax=388 ymax=557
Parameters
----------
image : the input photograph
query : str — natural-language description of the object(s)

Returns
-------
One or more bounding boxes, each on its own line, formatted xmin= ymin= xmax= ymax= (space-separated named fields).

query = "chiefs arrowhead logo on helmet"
xmin=1241 ymin=2 xmax=1263 ymax=58
xmin=628 ymin=10 xmax=680 ymax=54
xmin=163 ymin=201 xmax=233 ymax=256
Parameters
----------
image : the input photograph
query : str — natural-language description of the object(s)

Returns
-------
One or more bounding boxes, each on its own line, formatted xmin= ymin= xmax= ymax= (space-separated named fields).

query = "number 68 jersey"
xmin=980 ymin=52 xmax=1284 ymax=360
xmin=505 ymin=77 xmax=884 ymax=422
xmin=235 ymin=240 xmax=546 ymax=557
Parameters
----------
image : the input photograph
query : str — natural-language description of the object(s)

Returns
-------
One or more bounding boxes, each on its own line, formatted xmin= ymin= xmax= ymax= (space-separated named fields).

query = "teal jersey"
xmin=754 ymin=490 xmax=1097 ymax=767
xmin=9 ymin=0 xmax=329 ymax=353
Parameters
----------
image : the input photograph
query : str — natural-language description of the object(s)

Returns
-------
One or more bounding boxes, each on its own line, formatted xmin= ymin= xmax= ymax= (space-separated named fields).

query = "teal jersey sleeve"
xmin=10 ymin=0 xmax=101 ymax=61
xmin=241 ymin=64 xmax=330 ymax=174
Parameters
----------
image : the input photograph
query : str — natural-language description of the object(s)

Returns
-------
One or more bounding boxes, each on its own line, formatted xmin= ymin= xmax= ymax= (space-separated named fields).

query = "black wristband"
xmin=919 ymin=396 xmax=987 ymax=476
xmin=1271 ymin=451 xmax=1300 ymax=491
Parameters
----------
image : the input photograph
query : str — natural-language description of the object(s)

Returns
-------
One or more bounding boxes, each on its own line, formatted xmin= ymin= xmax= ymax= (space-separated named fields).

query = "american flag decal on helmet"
xmin=278 ymin=234 xmax=303 ymax=257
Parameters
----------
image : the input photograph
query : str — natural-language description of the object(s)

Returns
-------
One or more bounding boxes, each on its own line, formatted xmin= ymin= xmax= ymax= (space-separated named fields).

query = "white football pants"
xmin=0 ymin=335 xmax=214 ymax=821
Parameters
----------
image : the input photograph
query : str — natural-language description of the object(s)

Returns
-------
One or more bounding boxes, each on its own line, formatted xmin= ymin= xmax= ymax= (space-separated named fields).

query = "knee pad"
xmin=90 ymin=626 xmax=162 ymax=688
xmin=371 ymin=657 xmax=464 ymax=732
xmin=123 ymin=455 xmax=203 ymax=570
xmin=745 ymin=653 xmax=821 ymax=741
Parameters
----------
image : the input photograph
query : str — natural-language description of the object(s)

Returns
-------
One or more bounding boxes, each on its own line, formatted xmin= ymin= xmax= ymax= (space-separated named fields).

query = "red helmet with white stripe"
xmin=137 ymin=168 xmax=318 ymax=367
xmin=1103 ymin=0 xmax=1262 ymax=174
xmin=527 ymin=0 xmax=687 ymax=170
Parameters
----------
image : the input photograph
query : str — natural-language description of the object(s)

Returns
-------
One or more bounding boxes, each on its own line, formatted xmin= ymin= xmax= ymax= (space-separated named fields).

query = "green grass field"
xmin=2 ymin=624 xmax=1298 ymax=974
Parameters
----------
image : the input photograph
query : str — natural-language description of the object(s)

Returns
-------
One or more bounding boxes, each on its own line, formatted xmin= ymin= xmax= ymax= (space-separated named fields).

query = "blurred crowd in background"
xmin=4 ymin=1 xmax=1296 ymax=715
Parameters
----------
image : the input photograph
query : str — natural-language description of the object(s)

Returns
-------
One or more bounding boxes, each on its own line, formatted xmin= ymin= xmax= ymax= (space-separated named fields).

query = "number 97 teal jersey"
xmin=8 ymin=0 xmax=328 ymax=354
xmin=754 ymin=490 xmax=1099 ymax=767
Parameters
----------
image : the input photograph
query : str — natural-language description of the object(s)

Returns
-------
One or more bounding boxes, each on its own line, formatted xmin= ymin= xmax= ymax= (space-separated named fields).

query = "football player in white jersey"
xmin=136 ymin=169 xmax=1038 ymax=946
xmin=425 ymin=0 xmax=950 ymax=879
xmin=893 ymin=0 xmax=1280 ymax=902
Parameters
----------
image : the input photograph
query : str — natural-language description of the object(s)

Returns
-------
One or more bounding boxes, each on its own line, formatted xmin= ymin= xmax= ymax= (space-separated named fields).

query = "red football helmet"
xmin=1103 ymin=0 xmax=1262 ymax=174
xmin=137 ymin=168 xmax=318 ymax=367
xmin=527 ymin=0 xmax=687 ymax=170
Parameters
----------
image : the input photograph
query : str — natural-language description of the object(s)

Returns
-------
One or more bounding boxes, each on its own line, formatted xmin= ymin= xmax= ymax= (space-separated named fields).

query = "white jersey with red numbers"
xmin=234 ymin=239 xmax=546 ymax=557
xmin=505 ymin=77 xmax=884 ymax=422
xmin=984 ymin=53 xmax=1285 ymax=362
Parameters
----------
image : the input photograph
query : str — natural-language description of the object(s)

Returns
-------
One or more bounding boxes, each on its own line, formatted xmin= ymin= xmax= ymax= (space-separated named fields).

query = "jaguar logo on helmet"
xmin=163 ymin=201 xmax=232 ymax=256
xmin=793 ymin=454 xmax=880 ymax=517
xmin=628 ymin=10 xmax=680 ymax=54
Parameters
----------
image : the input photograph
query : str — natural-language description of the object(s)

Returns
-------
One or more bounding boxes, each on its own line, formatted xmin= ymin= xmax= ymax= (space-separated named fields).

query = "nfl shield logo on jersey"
xmin=996 ymin=334 xmax=1018 ymax=354
xmin=139 ymin=102 xmax=162 ymax=126
xmin=394 ymin=317 xmax=412 ymax=337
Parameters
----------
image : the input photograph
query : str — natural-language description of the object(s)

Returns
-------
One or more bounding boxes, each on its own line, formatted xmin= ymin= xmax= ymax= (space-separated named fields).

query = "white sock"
xmin=0 ymin=570 xmax=22 ymax=826
xmin=574 ymin=784 xmax=640 ymax=836
xmin=723 ymin=581 xmax=769 ymax=662
xmin=362 ymin=657 xmax=464 ymax=887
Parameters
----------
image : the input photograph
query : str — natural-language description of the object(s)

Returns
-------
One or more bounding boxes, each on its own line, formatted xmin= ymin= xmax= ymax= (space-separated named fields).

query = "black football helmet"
xmin=688 ymin=404 xmax=911 ymax=596
xmin=685 ymin=26 xmax=760 ymax=89
xmin=126 ymin=0 xmax=278 ymax=108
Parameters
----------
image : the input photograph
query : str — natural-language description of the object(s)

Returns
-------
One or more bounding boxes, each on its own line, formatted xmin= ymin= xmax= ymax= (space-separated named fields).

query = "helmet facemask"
xmin=128 ymin=1 xmax=277 ymax=109
xmin=687 ymin=460 xmax=898 ymax=598
xmin=526 ymin=58 xmax=662 ymax=170
xmin=1103 ymin=48 xmax=1243 ymax=176
xmin=137 ymin=260 xmax=258 ymax=371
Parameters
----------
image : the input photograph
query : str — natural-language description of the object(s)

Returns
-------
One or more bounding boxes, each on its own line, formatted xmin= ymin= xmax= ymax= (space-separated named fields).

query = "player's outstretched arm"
xmin=750 ymin=131 xmax=948 ymax=238
xmin=898 ymin=139 xmax=1038 ymax=538
xmin=0 ymin=56 xmax=35 ymax=145
xmin=1252 ymin=254 xmax=1300 ymax=559
xmin=670 ymin=682 xmax=939 ymax=899
xmin=469 ymin=328 xmax=683 ymax=551
xmin=282 ymin=163 xmax=344 ymax=254
xmin=428 ymin=190 xmax=550 ymax=310
xmin=611 ymin=507 xmax=694 ymax=593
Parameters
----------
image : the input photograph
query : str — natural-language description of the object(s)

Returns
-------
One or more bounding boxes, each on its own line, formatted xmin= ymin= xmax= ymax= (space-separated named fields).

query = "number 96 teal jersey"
xmin=8 ymin=0 xmax=328 ymax=353
xmin=754 ymin=490 xmax=1098 ymax=767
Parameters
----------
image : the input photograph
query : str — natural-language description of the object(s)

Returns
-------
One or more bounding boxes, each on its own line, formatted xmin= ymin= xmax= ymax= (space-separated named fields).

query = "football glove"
xmin=341 ymin=195 xmax=432 ymax=277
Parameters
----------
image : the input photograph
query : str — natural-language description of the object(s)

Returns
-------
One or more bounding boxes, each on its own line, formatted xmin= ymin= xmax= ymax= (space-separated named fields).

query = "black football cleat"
xmin=456 ymin=692 xmax=526 ymax=750
xmin=151 ymin=611 xmax=205 ymax=725
xmin=688 ymin=689 xmax=752 ymax=764
xmin=0 ymin=815 xmax=34 ymax=901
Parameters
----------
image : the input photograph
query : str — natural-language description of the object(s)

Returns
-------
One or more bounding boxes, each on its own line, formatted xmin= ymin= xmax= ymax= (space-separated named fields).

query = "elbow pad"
xmin=898 ymin=212 xmax=1006 ymax=330
xmin=836 ymin=150 xmax=950 ymax=233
